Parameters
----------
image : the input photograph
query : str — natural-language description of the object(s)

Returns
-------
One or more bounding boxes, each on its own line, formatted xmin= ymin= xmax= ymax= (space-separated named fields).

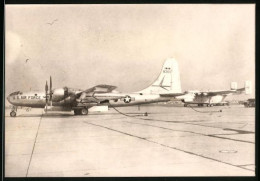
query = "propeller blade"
xmin=50 ymin=76 xmax=52 ymax=106
xmin=50 ymin=76 xmax=52 ymax=93
xmin=45 ymin=80 xmax=48 ymax=113
xmin=45 ymin=81 xmax=48 ymax=92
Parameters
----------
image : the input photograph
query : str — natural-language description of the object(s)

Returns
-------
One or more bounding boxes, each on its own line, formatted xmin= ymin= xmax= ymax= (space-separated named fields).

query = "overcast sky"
xmin=5 ymin=4 xmax=255 ymax=99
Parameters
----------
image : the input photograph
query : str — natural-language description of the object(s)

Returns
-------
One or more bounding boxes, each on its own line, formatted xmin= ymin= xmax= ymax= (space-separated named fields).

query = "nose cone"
xmin=7 ymin=94 xmax=12 ymax=104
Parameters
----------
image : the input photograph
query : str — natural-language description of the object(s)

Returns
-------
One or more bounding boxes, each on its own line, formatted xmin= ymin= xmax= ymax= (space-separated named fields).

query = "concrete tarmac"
xmin=5 ymin=105 xmax=255 ymax=176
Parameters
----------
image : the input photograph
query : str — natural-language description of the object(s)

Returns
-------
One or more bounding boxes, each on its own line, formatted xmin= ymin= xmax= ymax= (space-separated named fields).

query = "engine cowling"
xmin=52 ymin=88 xmax=65 ymax=102
xmin=52 ymin=87 xmax=77 ymax=103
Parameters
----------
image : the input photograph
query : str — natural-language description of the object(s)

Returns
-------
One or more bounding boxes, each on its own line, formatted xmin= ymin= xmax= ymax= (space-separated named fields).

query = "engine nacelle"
xmin=52 ymin=87 xmax=77 ymax=102
xmin=44 ymin=106 xmax=71 ymax=112
xmin=52 ymin=88 xmax=65 ymax=102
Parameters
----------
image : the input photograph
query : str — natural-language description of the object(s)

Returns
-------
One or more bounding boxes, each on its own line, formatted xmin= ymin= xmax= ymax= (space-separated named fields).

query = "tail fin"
xmin=245 ymin=80 xmax=252 ymax=95
xmin=137 ymin=58 xmax=182 ymax=94
xmin=231 ymin=81 xmax=252 ymax=95
xmin=230 ymin=82 xmax=238 ymax=90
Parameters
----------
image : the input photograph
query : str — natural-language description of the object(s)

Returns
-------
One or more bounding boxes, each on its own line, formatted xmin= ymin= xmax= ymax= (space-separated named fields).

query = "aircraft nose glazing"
xmin=7 ymin=94 xmax=12 ymax=104
xmin=7 ymin=93 xmax=15 ymax=104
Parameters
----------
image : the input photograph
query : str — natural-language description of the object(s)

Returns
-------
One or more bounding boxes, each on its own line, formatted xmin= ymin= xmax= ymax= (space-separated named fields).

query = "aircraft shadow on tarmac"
xmin=13 ymin=112 xmax=155 ymax=118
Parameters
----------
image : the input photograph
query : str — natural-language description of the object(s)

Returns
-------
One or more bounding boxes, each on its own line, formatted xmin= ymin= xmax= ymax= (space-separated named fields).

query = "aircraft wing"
xmin=159 ymin=93 xmax=186 ymax=97
xmin=78 ymin=94 xmax=124 ymax=104
xmin=206 ymin=90 xmax=235 ymax=96
xmin=199 ymin=89 xmax=243 ymax=96
xmin=82 ymin=84 xmax=117 ymax=94
xmin=76 ymin=85 xmax=123 ymax=104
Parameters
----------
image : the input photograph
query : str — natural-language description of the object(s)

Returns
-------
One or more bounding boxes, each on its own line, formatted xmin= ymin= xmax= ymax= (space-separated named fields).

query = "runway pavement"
xmin=5 ymin=105 xmax=255 ymax=176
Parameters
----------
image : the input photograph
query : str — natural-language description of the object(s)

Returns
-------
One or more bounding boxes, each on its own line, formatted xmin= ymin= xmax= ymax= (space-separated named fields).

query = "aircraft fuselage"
xmin=7 ymin=91 xmax=171 ymax=109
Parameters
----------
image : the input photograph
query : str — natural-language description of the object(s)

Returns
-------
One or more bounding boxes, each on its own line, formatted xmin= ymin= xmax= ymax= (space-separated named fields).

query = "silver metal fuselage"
xmin=7 ymin=91 xmax=170 ymax=109
xmin=176 ymin=92 xmax=228 ymax=105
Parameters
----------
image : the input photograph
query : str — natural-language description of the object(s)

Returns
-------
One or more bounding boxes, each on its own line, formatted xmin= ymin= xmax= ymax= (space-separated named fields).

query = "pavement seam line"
xmin=25 ymin=112 xmax=43 ymax=177
xmin=126 ymin=118 xmax=255 ymax=144
xmin=83 ymin=121 xmax=254 ymax=173
xmin=124 ymin=121 xmax=254 ymax=144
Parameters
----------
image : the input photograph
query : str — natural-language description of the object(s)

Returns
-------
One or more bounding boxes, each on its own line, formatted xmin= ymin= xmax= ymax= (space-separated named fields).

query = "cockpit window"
xmin=10 ymin=91 xmax=23 ymax=96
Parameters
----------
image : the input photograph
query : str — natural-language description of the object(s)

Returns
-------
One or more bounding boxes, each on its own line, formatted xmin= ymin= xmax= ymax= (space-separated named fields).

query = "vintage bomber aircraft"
xmin=7 ymin=58 xmax=184 ymax=117
xmin=177 ymin=81 xmax=252 ymax=107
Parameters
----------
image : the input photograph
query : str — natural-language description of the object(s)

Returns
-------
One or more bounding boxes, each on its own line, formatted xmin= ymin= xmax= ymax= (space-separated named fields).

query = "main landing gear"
xmin=10 ymin=106 xmax=17 ymax=117
xmin=74 ymin=108 xmax=88 ymax=115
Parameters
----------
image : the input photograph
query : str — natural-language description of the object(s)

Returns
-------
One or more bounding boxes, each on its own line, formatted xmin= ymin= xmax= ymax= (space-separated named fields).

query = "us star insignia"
xmin=124 ymin=95 xmax=131 ymax=103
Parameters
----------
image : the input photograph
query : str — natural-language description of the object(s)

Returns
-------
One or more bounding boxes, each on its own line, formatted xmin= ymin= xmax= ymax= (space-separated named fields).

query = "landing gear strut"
xmin=10 ymin=106 xmax=17 ymax=117
xmin=74 ymin=108 xmax=88 ymax=115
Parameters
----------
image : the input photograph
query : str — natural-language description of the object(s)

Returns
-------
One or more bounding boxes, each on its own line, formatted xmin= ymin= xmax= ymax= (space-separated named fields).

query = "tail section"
xmin=137 ymin=58 xmax=182 ymax=94
xmin=230 ymin=82 xmax=238 ymax=90
xmin=231 ymin=81 xmax=252 ymax=95
xmin=245 ymin=80 xmax=252 ymax=95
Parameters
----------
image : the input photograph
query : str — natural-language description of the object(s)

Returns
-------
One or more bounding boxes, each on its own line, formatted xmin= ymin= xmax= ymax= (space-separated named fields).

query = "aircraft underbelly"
xmin=11 ymin=98 xmax=70 ymax=108
xmin=11 ymin=99 xmax=46 ymax=108
xmin=210 ymin=95 xmax=225 ymax=103
xmin=193 ymin=96 xmax=209 ymax=103
xmin=192 ymin=95 xmax=225 ymax=104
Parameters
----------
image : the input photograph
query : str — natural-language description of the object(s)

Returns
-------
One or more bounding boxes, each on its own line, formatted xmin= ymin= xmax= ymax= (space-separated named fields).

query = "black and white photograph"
xmin=4 ymin=4 xmax=255 ymax=177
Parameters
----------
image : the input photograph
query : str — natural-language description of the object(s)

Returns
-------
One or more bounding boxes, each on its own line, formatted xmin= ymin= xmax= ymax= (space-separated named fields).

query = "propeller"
xmin=45 ymin=81 xmax=48 ymax=112
xmin=50 ymin=76 xmax=52 ymax=106
xmin=44 ymin=76 xmax=53 ymax=112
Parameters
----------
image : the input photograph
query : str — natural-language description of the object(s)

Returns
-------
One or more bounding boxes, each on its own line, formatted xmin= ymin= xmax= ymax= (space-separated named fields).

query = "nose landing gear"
xmin=10 ymin=106 xmax=17 ymax=117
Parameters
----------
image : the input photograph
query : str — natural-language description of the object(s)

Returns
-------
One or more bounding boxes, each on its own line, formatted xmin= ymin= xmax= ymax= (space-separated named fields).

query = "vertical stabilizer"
xmin=230 ymin=82 xmax=238 ymax=90
xmin=137 ymin=58 xmax=182 ymax=94
xmin=245 ymin=81 xmax=252 ymax=95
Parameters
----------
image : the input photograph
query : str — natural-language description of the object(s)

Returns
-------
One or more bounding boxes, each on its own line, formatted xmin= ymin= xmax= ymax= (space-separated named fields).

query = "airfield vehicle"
xmin=243 ymin=98 xmax=255 ymax=107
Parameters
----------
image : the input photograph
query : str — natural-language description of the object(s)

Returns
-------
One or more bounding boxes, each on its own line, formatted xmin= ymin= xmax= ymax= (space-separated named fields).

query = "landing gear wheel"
xmin=74 ymin=109 xmax=80 ymax=115
xmin=81 ymin=108 xmax=88 ymax=115
xmin=10 ymin=111 xmax=16 ymax=117
xmin=184 ymin=104 xmax=187 ymax=107
xmin=74 ymin=108 xmax=88 ymax=115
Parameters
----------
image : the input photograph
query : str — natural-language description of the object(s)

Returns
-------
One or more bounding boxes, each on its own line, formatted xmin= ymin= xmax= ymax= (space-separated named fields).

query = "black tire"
xmin=81 ymin=108 xmax=88 ymax=115
xmin=74 ymin=109 xmax=80 ymax=115
xmin=10 ymin=111 xmax=16 ymax=117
